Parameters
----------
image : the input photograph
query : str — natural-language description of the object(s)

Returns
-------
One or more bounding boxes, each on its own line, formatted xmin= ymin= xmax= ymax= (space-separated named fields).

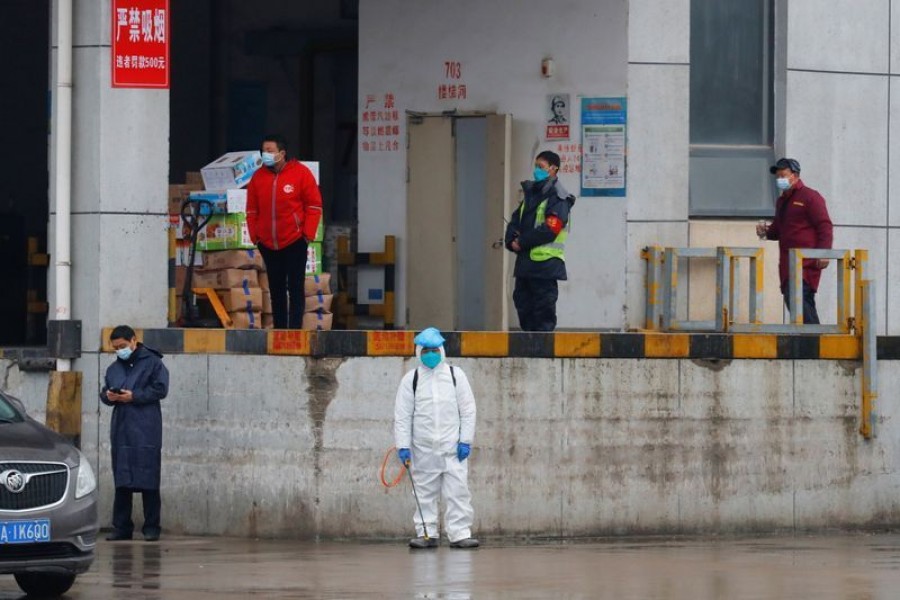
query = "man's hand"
xmin=457 ymin=443 xmax=471 ymax=462
xmin=511 ymin=240 xmax=522 ymax=252
xmin=817 ymin=259 xmax=829 ymax=270
xmin=107 ymin=389 xmax=133 ymax=403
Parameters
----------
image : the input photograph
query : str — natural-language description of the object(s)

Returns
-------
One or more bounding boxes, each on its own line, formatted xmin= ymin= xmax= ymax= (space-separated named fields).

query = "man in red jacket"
xmin=757 ymin=158 xmax=833 ymax=324
xmin=246 ymin=134 xmax=323 ymax=329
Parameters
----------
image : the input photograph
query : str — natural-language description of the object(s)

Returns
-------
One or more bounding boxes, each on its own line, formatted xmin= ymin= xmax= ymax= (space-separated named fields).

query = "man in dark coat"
xmin=504 ymin=150 xmax=576 ymax=331
xmin=757 ymin=158 xmax=834 ymax=324
xmin=100 ymin=325 xmax=169 ymax=541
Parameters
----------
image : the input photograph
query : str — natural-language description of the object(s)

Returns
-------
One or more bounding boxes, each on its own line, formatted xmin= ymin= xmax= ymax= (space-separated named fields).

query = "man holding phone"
xmin=100 ymin=325 xmax=169 ymax=541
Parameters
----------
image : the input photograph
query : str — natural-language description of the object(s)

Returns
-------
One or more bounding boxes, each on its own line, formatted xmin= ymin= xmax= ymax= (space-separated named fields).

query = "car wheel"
xmin=14 ymin=572 xmax=77 ymax=597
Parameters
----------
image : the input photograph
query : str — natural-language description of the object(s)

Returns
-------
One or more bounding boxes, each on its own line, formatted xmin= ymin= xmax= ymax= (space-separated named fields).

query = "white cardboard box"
xmin=301 ymin=161 xmax=319 ymax=184
xmin=201 ymin=151 xmax=263 ymax=191
xmin=185 ymin=189 xmax=248 ymax=214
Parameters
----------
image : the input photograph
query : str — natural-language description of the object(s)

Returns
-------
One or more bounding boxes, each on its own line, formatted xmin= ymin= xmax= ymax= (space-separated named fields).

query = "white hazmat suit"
xmin=394 ymin=345 xmax=477 ymax=543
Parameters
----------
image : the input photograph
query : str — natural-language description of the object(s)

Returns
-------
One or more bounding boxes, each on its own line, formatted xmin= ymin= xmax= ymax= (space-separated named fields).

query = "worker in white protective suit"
xmin=394 ymin=327 xmax=479 ymax=549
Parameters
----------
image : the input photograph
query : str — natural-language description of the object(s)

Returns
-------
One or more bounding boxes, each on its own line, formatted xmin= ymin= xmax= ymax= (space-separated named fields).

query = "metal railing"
xmin=642 ymin=245 xmax=877 ymax=439
xmin=643 ymin=246 xmax=868 ymax=334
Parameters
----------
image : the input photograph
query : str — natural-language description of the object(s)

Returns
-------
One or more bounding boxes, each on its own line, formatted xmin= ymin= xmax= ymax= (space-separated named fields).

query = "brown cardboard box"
xmin=262 ymin=290 xmax=272 ymax=314
xmin=168 ymin=183 xmax=204 ymax=215
xmin=174 ymin=266 xmax=187 ymax=293
xmin=304 ymin=273 xmax=331 ymax=296
xmin=185 ymin=171 xmax=203 ymax=185
xmin=175 ymin=240 xmax=203 ymax=267
xmin=229 ymin=310 xmax=263 ymax=329
xmin=302 ymin=311 xmax=333 ymax=331
xmin=202 ymin=249 xmax=265 ymax=271
xmin=219 ymin=287 xmax=263 ymax=312
xmin=304 ymin=293 xmax=333 ymax=314
xmin=192 ymin=268 xmax=259 ymax=290
xmin=258 ymin=271 xmax=269 ymax=290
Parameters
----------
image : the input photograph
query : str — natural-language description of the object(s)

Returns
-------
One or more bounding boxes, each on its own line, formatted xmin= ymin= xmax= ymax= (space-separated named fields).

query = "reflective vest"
xmin=520 ymin=198 xmax=568 ymax=262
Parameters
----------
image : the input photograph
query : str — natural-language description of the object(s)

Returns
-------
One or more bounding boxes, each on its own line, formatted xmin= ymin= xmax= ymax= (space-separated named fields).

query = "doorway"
xmin=406 ymin=113 xmax=511 ymax=331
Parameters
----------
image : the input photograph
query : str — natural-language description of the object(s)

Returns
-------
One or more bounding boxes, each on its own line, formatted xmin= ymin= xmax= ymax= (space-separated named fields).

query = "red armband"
xmin=545 ymin=215 xmax=563 ymax=235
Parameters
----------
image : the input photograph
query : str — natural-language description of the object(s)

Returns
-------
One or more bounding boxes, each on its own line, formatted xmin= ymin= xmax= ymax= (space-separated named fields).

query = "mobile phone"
xmin=109 ymin=388 xmax=123 ymax=394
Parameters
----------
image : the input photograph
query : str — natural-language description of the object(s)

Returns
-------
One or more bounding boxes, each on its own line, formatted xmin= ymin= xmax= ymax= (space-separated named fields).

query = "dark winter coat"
xmin=100 ymin=344 xmax=169 ymax=490
xmin=504 ymin=177 xmax=575 ymax=280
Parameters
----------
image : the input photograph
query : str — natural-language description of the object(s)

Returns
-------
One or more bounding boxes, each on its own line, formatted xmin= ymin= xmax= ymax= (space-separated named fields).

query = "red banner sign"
xmin=111 ymin=0 xmax=170 ymax=89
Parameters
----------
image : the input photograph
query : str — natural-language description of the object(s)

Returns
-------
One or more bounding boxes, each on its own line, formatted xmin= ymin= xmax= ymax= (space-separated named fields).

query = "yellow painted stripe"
xmin=554 ymin=333 xmax=601 ymax=357
xmin=267 ymin=330 xmax=312 ymax=355
xmin=732 ymin=334 xmax=777 ymax=359
xmin=367 ymin=331 xmax=414 ymax=356
xmin=183 ymin=330 xmax=226 ymax=353
xmin=644 ymin=333 xmax=689 ymax=358
xmin=819 ymin=335 xmax=860 ymax=359
xmin=461 ymin=332 xmax=509 ymax=357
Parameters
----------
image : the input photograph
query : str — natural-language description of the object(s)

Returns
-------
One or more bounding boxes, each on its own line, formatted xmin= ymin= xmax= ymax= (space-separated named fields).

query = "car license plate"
xmin=0 ymin=519 xmax=51 ymax=544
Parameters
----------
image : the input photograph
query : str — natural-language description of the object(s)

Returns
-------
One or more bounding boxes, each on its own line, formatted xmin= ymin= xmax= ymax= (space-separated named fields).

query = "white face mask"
xmin=776 ymin=177 xmax=791 ymax=190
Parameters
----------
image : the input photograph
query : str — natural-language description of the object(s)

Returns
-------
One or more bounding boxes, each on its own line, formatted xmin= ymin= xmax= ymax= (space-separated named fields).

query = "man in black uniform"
xmin=504 ymin=151 xmax=575 ymax=331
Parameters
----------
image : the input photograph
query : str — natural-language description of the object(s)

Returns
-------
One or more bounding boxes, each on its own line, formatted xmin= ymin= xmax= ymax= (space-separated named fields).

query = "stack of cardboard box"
xmin=169 ymin=173 xmax=205 ymax=296
xmin=169 ymin=155 xmax=327 ymax=329
xmin=303 ymin=272 xmax=333 ymax=330
xmin=193 ymin=250 xmax=266 ymax=329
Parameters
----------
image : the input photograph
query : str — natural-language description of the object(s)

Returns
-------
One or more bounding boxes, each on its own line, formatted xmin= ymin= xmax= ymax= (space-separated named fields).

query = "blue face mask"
xmin=421 ymin=350 xmax=442 ymax=369
xmin=776 ymin=177 xmax=791 ymax=190
xmin=116 ymin=347 xmax=133 ymax=361
xmin=261 ymin=152 xmax=277 ymax=167
xmin=533 ymin=166 xmax=550 ymax=182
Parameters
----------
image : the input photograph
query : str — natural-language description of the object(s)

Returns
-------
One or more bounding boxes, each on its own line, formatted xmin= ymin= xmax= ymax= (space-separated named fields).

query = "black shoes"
xmin=105 ymin=532 xmax=132 ymax=541
xmin=408 ymin=536 xmax=480 ymax=549
xmin=143 ymin=532 xmax=160 ymax=542
xmin=408 ymin=537 xmax=439 ymax=549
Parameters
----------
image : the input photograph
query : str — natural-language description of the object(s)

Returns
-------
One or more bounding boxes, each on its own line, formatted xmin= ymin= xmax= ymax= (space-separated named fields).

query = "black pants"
xmin=513 ymin=277 xmax=558 ymax=331
xmin=782 ymin=280 xmax=820 ymax=325
xmin=113 ymin=487 xmax=161 ymax=537
xmin=259 ymin=239 xmax=308 ymax=329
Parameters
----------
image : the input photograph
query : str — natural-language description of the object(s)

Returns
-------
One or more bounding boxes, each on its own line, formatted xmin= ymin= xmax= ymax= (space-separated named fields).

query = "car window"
xmin=0 ymin=393 xmax=23 ymax=423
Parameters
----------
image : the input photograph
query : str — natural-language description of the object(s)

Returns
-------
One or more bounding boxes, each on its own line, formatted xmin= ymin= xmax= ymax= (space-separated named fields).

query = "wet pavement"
xmin=2 ymin=533 xmax=900 ymax=599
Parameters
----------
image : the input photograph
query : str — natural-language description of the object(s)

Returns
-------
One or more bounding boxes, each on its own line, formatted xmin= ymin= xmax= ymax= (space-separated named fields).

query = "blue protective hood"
xmin=414 ymin=327 xmax=445 ymax=349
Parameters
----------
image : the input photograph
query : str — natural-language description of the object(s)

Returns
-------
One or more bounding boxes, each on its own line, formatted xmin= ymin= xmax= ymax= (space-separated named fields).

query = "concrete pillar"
xmin=50 ymin=0 xmax=170 ymax=353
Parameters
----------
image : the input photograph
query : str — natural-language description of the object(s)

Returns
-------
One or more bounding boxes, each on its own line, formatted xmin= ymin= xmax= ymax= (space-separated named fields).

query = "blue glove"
xmin=398 ymin=448 xmax=411 ymax=465
xmin=457 ymin=443 xmax=471 ymax=462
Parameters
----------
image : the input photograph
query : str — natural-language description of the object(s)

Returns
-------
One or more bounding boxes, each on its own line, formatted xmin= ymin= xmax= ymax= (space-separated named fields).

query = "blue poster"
xmin=580 ymin=97 xmax=627 ymax=197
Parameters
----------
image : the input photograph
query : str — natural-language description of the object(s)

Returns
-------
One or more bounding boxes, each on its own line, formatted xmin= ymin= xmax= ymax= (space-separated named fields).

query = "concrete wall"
xmin=46 ymin=1 xmax=900 ymax=340
xmin=49 ymin=0 xmax=170 ymax=350
xmin=623 ymin=0 xmax=899 ymax=334
xmin=624 ymin=0 xmax=690 ymax=330
xmin=4 ymin=354 xmax=899 ymax=539
xmin=783 ymin=0 xmax=896 ymax=335
xmin=358 ymin=0 xmax=900 ymax=333
xmin=358 ymin=0 xmax=629 ymax=330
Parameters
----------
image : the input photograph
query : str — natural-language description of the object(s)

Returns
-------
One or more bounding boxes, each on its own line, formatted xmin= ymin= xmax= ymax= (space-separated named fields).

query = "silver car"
xmin=0 ymin=390 xmax=98 ymax=597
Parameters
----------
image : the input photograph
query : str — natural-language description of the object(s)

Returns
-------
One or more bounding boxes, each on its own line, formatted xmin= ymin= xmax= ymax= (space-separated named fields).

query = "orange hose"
xmin=380 ymin=446 xmax=405 ymax=488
